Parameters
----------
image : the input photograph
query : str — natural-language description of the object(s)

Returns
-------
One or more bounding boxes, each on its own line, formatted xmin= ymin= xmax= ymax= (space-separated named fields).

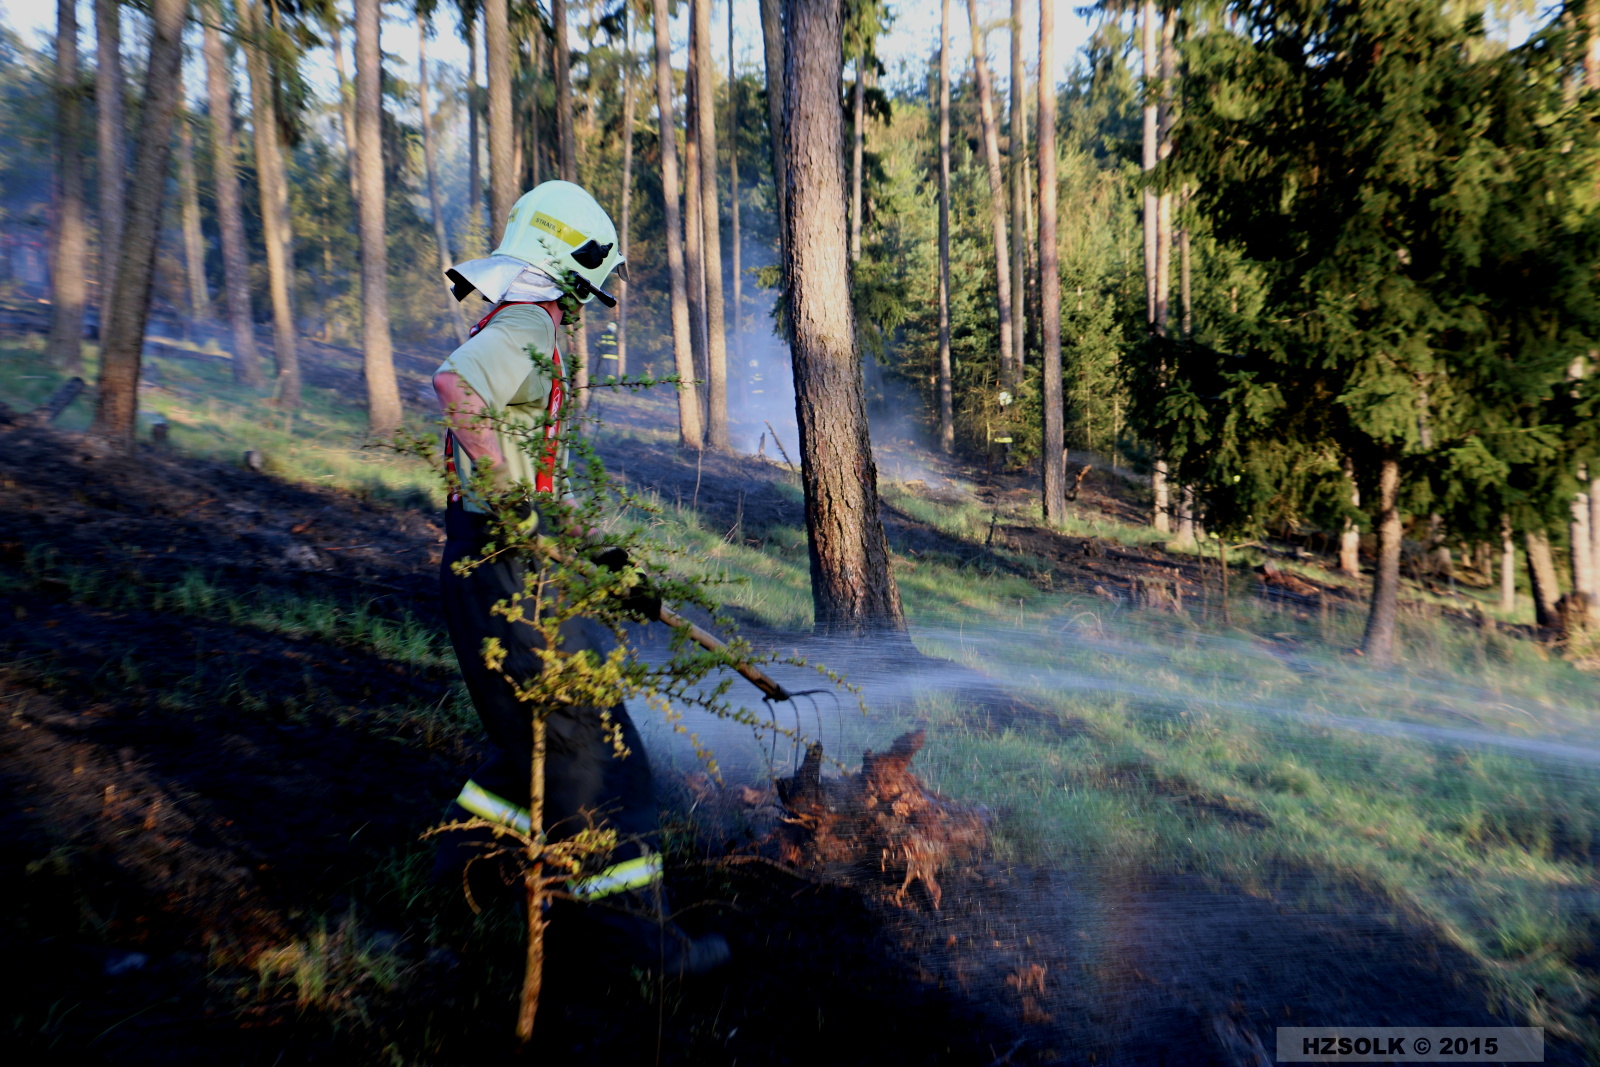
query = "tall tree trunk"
xmin=91 ymin=0 xmax=187 ymax=447
xmin=486 ymin=0 xmax=515 ymax=236
xmin=1009 ymin=0 xmax=1025 ymax=376
xmin=1038 ymin=0 xmax=1063 ymax=523
xmin=1500 ymin=515 xmax=1516 ymax=615
xmin=94 ymin=0 xmax=125 ymax=319
xmin=202 ymin=7 xmax=264 ymax=387
xmin=420 ymin=24 xmax=468 ymax=343
xmin=963 ymin=0 xmax=1016 ymax=393
xmin=1359 ymin=454 xmax=1402 ymax=665
xmin=1525 ymin=529 xmax=1561 ymax=629
xmin=49 ymin=0 xmax=87 ymax=376
xmin=175 ymin=109 xmax=211 ymax=323
xmin=759 ymin=0 xmax=787 ymax=262
xmin=552 ymin=0 xmax=589 ymax=412
xmin=616 ymin=13 xmax=635 ymax=377
xmin=1140 ymin=1 xmax=1168 ymax=531
xmin=936 ymin=0 xmax=954 ymax=454
xmin=467 ymin=16 xmax=481 ymax=235
xmin=242 ymin=0 xmax=300 ymax=407
xmin=695 ymin=0 xmax=731 ymax=450
xmin=331 ymin=19 xmax=362 ymax=211
xmin=353 ymin=0 xmax=401 ymax=433
xmin=782 ymin=0 xmax=904 ymax=635
xmin=849 ymin=61 xmax=863 ymax=263
xmin=684 ymin=12 xmax=709 ymax=408
xmin=727 ymin=2 xmax=741 ymax=368
xmin=1592 ymin=475 xmax=1600 ymax=587
xmin=1338 ymin=454 xmax=1362 ymax=576
xmin=652 ymin=0 xmax=703 ymax=449
xmin=1572 ymin=478 xmax=1594 ymax=601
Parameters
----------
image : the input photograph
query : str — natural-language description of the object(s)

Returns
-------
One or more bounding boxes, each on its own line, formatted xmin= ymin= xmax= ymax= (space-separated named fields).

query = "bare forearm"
xmin=432 ymin=371 xmax=505 ymax=471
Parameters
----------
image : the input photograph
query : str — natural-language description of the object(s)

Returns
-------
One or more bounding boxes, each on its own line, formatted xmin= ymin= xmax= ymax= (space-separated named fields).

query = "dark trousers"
xmin=435 ymin=502 xmax=657 ymax=886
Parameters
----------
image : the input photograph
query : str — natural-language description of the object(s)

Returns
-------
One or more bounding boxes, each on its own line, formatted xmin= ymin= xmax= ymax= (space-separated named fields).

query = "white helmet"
xmin=492 ymin=181 xmax=625 ymax=306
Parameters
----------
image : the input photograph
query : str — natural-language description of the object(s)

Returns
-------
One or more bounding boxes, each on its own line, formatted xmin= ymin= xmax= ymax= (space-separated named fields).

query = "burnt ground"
xmin=0 ymin=369 xmax=1575 ymax=1063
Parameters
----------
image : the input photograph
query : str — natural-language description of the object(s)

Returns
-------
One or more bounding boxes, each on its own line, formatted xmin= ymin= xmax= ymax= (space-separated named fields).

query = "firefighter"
xmin=431 ymin=180 xmax=729 ymax=975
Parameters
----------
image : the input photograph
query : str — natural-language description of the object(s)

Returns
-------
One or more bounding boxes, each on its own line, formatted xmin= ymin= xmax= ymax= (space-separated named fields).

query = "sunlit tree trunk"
xmin=420 ymin=22 xmax=468 ymax=343
xmin=1038 ymin=0 xmax=1063 ymax=523
xmin=759 ymin=0 xmax=787 ymax=260
xmin=1500 ymin=515 xmax=1516 ymax=615
xmin=1141 ymin=0 xmax=1168 ymax=531
xmin=466 ymin=14 xmax=481 ymax=233
xmin=552 ymin=0 xmax=590 ymax=412
xmin=616 ymin=12 xmax=635 ymax=377
xmin=48 ymin=0 xmax=87 ymax=376
xmin=242 ymin=0 xmax=301 ymax=408
xmin=936 ymin=0 xmax=953 ymax=454
xmin=963 ymin=0 xmax=1016 ymax=393
xmin=652 ymin=0 xmax=703 ymax=448
xmin=685 ymin=10 xmax=709 ymax=409
xmin=1009 ymin=0 xmax=1025 ymax=376
xmin=1338 ymin=455 xmax=1362 ymax=576
xmin=175 ymin=108 xmax=211 ymax=323
xmin=783 ymin=0 xmax=904 ymax=635
xmin=486 ymin=0 xmax=515 ymax=235
xmin=94 ymin=0 xmax=125 ymax=319
xmin=849 ymin=60 xmax=864 ymax=263
xmin=695 ymin=0 xmax=731 ymax=450
xmin=201 ymin=6 xmax=264 ymax=387
xmin=1525 ymin=529 xmax=1561 ymax=629
xmin=92 ymin=0 xmax=187 ymax=448
xmin=353 ymin=0 xmax=401 ymax=433
xmin=727 ymin=1 xmax=741 ymax=369
xmin=1359 ymin=454 xmax=1402 ymax=665
xmin=331 ymin=18 xmax=362 ymax=211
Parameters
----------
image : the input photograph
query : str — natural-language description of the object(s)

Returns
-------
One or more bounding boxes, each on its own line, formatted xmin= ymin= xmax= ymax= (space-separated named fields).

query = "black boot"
xmin=546 ymin=893 xmax=730 ymax=977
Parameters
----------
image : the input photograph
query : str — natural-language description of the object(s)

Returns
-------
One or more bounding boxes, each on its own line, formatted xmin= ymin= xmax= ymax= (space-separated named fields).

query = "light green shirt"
xmin=436 ymin=303 xmax=563 ymax=514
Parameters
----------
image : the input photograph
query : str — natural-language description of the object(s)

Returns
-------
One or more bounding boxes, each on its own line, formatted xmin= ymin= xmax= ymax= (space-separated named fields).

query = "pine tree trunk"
xmin=1591 ymin=476 xmax=1600 ymax=584
xmin=49 ymin=0 xmax=87 ymax=376
xmin=1500 ymin=515 xmax=1516 ymax=615
xmin=94 ymin=0 xmax=125 ymax=318
xmin=652 ymin=0 xmax=703 ymax=449
xmin=242 ymin=0 xmax=300 ymax=408
xmin=553 ymin=0 xmax=577 ymax=180
xmin=695 ymin=0 xmax=731 ymax=450
xmin=467 ymin=18 xmax=481 ymax=234
xmin=759 ymin=0 xmax=787 ymax=260
xmin=1525 ymin=529 xmax=1561 ymax=630
xmin=727 ymin=2 xmax=741 ymax=370
xmin=353 ymin=0 xmax=401 ymax=434
xmin=420 ymin=26 xmax=467 ymax=343
xmin=781 ymin=0 xmax=904 ymax=635
xmin=201 ymin=7 xmax=264 ymax=387
xmin=1339 ymin=455 xmax=1362 ymax=576
xmin=1140 ymin=1 xmax=1168 ymax=532
xmin=1009 ymin=0 xmax=1026 ymax=376
xmin=616 ymin=14 xmax=635 ymax=377
xmin=1038 ymin=0 xmax=1063 ymax=523
xmin=331 ymin=20 xmax=362 ymax=213
xmin=684 ymin=15 xmax=709 ymax=407
xmin=963 ymin=0 xmax=1016 ymax=393
xmin=175 ymin=109 xmax=210 ymax=323
xmin=936 ymin=0 xmax=954 ymax=455
xmin=1359 ymin=454 xmax=1402 ymax=665
xmin=486 ymin=0 xmax=515 ymax=236
xmin=91 ymin=0 xmax=187 ymax=448
xmin=1572 ymin=480 xmax=1594 ymax=600
xmin=849 ymin=63 xmax=863 ymax=263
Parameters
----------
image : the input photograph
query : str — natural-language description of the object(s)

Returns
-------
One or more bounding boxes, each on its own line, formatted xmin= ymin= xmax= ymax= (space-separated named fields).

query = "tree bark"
xmin=849 ymin=61 xmax=864 ymax=263
xmin=1038 ymin=0 xmax=1063 ymax=524
xmin=616 ymin=11 xmax=635 ymax=377
xmin=782 ymin=0 xmax=904 ymax=635
xmin=94 ymin=0 xmax=125 ymax=318
xmin=1359 ymin=454 xmax=1402 ymax=665
xmin=695 ymin=0 xmax=731 ymax=450
xmin=331 ymin=19 xmax=362 ymax=213
xmin=1140 ymin=1 xmax=1168 ymax=532
xmin=201 ymin=7 xmax=264 ymax=387
xmin=759 ymin=0 xmax=787 ymax=261
xmin=1337 ymin=456 xmax=1362 ymax=576
xmin=486 ymin=0 xmax=515 ymax=236
xmin=354 ymin=0 xmax=402 ymax=433
xmin=937 ymin=0 xmax=954 ymax=454
xmin=963 ymin=0 xmax=1016 ymax=393
xmin=727 ymin=1 xmax=742 ymax=368
xmin=685 ymin=11 xmax=709 ymax=409
xmin=1572 ymin=480 xmax=1594 ymax=600
xmin=1525 ymin=529 xmax=1561 ymax=629
xmin=1499 ymin=515 xmax=1516 ymax=614
xmin=420 ymin=24 xmax=468 ymax=343
xmin=91 ymin=0 xmax=187 ymax=447
xmin=175 ymin=108 xmax=211 ymax=323
xmin=553 ymin=0 xmax=591 ymax=412
xmin=241 ymin=0 xmax=301 ymax=407
xmin=1009 ymin=0 xmax=1025 ymax=376
xmin=652 ymin=0 xmax=703 ymax=448
xmin=50 ymin=0 xmax=87 ymax=376
xmin=467 ymin=15 xmax=481 ymax=235
xmin=1591 ymin=475 xmax=1600 ymax=587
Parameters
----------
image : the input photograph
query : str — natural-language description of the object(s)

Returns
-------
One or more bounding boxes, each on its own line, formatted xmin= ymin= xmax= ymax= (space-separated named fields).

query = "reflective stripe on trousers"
xmin=454 ymin=779 xmax=662 ymax=900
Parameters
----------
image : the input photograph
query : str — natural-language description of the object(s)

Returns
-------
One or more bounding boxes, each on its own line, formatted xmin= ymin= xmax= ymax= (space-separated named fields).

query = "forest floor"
xmin=2 ymin=312 xmax=1597 ymax=1064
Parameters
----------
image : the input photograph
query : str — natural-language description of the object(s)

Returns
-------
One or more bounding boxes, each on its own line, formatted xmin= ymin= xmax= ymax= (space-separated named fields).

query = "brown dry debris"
xmin=774 ymin=730 xmax=988 ymax=909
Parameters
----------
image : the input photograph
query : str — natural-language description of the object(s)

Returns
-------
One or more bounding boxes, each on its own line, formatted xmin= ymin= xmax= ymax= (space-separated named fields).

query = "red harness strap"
xmin=446 ymin=301 xmax=565 ymax=502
